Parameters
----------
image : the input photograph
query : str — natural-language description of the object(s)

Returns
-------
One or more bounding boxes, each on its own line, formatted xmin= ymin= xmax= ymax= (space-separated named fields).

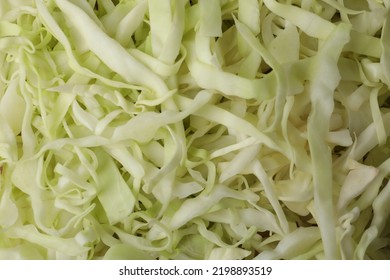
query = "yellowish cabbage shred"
xmin=0 ymin=0 xmax=390 ymax=260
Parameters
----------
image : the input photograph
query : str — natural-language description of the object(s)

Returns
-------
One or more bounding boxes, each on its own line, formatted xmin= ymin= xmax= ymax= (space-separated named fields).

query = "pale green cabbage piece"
xmin=0 ymin=0 xmax=390 ymax=260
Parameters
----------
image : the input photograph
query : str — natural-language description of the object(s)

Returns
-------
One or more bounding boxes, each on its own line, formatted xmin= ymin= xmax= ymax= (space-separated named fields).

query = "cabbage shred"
xmin=0 ymin=0 xmax=390 ymax=260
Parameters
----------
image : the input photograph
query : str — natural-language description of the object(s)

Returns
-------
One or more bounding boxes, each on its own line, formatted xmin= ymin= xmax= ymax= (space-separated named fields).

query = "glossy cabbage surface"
xmin=0 ymin=0 xmax=390 ymax=259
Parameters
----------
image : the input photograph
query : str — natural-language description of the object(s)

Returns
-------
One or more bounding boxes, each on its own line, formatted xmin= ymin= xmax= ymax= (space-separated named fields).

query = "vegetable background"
xmin=0 ymin=0 xmax=390 ymax=259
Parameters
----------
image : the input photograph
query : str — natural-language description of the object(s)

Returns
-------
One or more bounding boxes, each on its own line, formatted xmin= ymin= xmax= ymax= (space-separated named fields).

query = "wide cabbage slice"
xmin=0 ymin=0 xmax=390 ymax=260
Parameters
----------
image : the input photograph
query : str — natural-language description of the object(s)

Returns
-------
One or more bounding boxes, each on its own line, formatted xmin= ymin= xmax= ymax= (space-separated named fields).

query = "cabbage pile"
xmin=0 ymin=0 xmax=390 ymax=260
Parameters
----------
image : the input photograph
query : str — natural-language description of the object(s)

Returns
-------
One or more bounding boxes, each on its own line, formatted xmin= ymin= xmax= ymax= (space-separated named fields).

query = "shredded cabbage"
xmin=0 ymin=0 xmax=390 ymax=260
